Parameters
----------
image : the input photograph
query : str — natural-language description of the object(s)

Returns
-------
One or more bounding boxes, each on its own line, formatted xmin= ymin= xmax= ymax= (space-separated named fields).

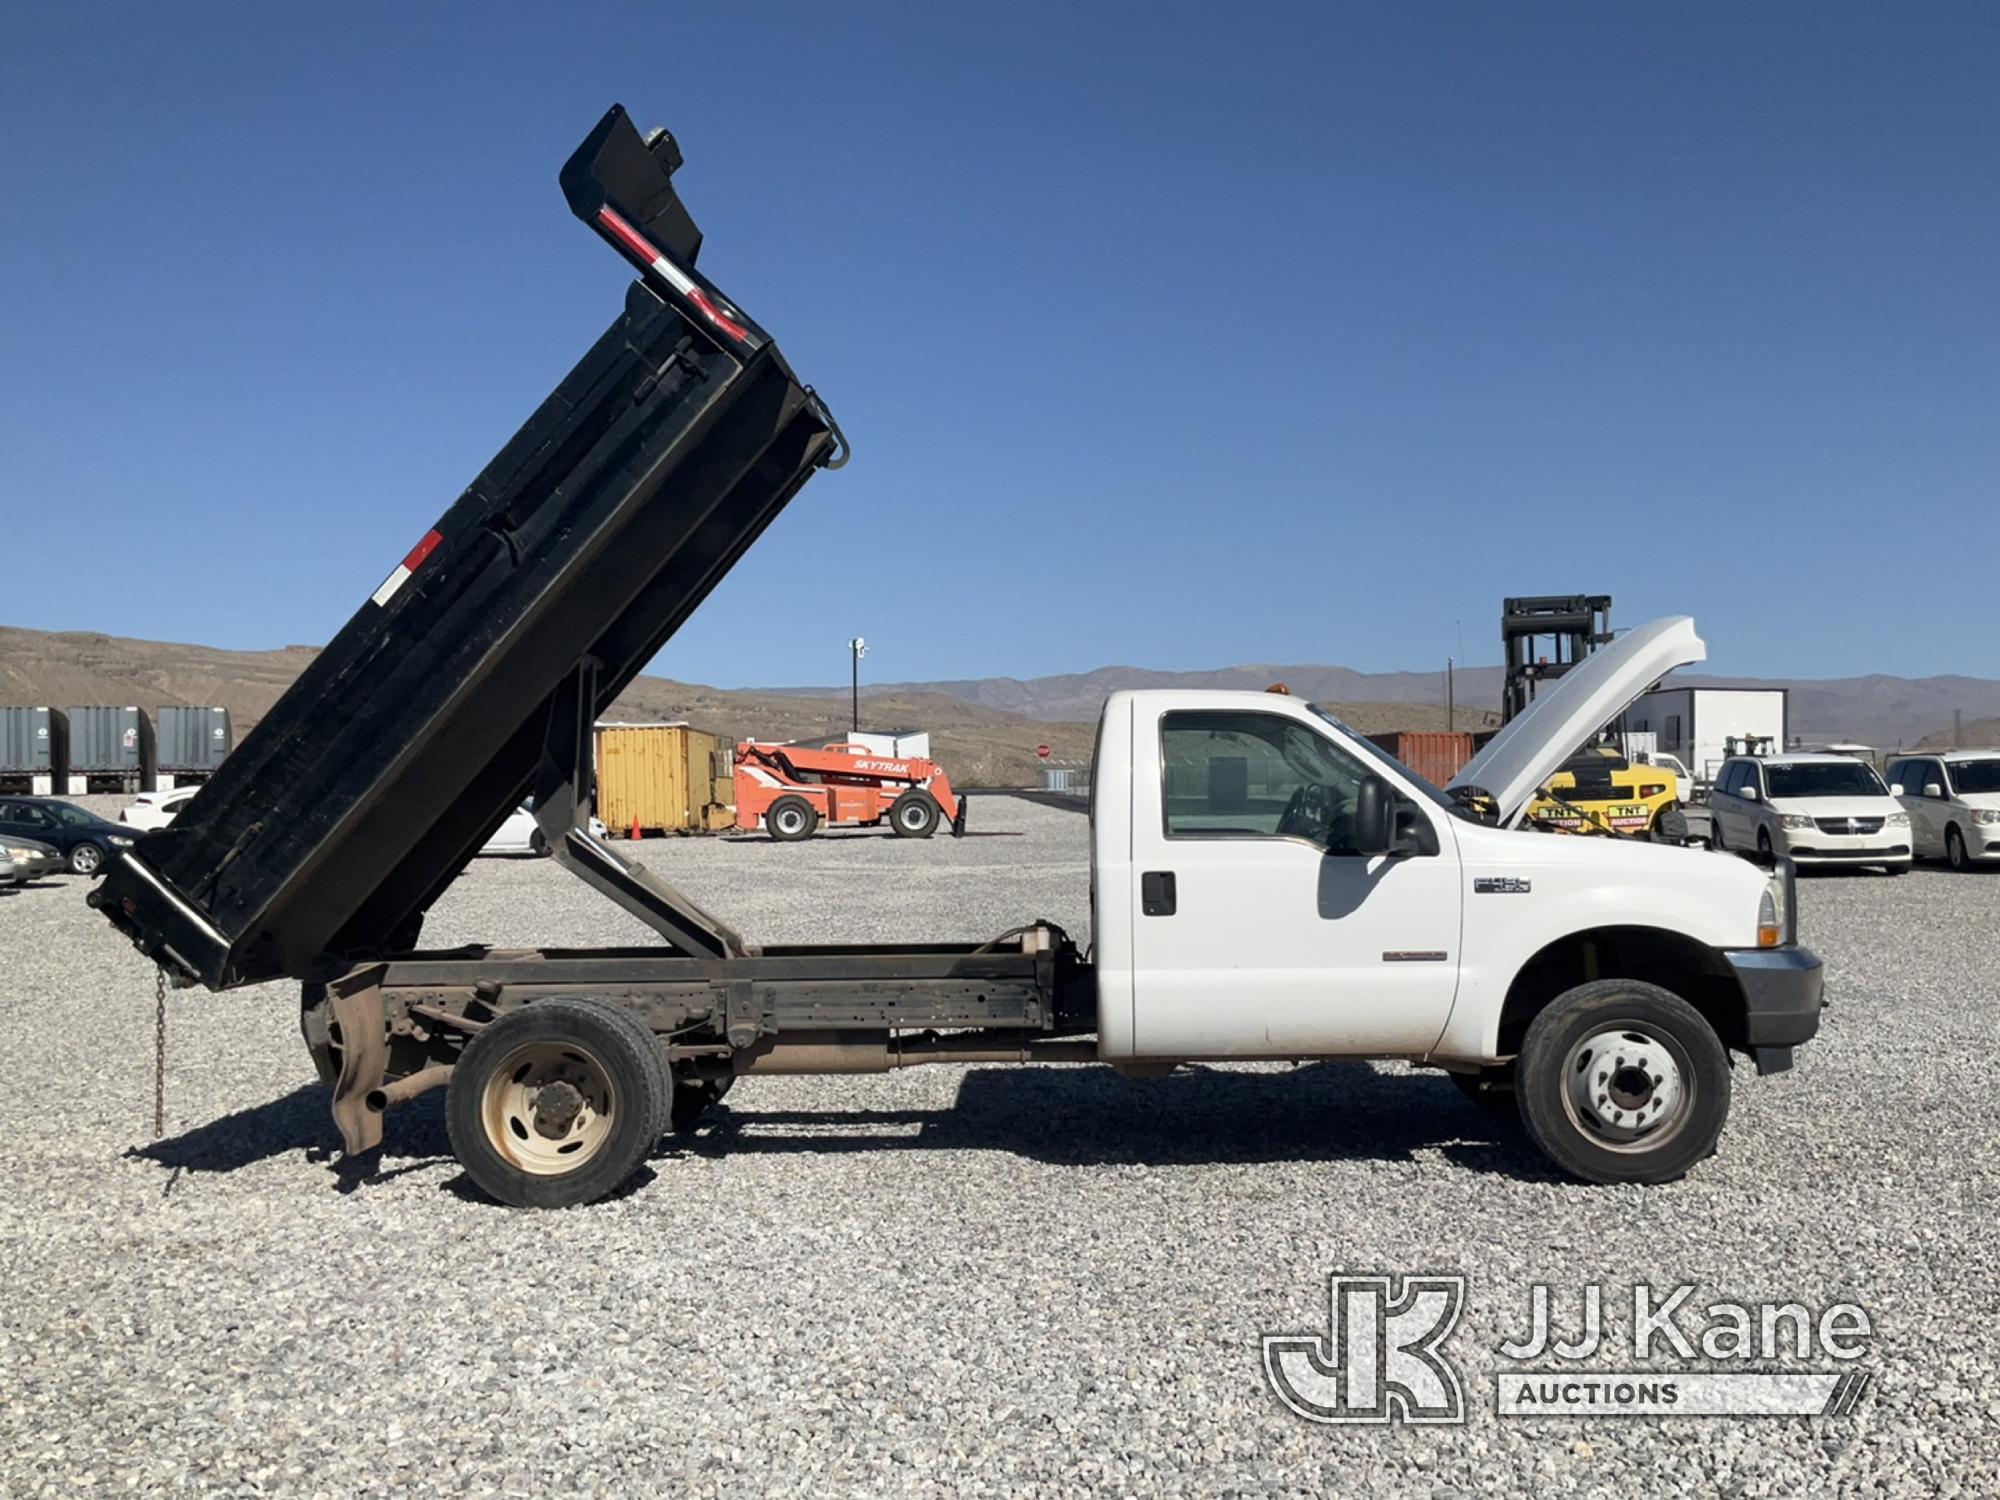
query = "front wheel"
xmin=68 ymin=842 xmax=103 ymax=875
xmin=1947 ymin=826 xmax=1970 ymax=871
xmin=1515 ymin=980 xmax=1731 ymax=1184
xmin=1756 ymin=827 xmax=1775 ymax=865
xmin=889 ymin=790 xmax=939 ymax=839
xmin=445 ymin=996 xmax=671 ymax=1208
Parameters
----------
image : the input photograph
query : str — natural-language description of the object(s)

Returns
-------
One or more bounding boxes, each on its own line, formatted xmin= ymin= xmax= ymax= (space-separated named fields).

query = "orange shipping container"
xmin=1365 ymin=730 xmax=1476 ymax=787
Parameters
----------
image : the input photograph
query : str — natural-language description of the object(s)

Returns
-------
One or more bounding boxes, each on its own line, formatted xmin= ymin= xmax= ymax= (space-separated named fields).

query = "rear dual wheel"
xmin=446 ymin=997 xmax=670 ymax=1209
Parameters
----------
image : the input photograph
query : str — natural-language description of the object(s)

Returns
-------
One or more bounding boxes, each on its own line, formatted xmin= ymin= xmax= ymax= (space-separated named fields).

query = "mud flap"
xmin=327 ymin=978 xmax=389 ymax=1156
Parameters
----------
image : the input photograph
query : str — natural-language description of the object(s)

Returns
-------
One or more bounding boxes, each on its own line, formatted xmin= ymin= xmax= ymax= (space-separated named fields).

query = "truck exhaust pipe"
xmin=365 ymin=1065 xmax=454 ymax=1113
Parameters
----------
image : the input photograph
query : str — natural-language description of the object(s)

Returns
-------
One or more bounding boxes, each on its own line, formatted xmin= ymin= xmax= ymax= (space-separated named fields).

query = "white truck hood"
xmin=1448 ymin=615 xmax=1707 ymax=823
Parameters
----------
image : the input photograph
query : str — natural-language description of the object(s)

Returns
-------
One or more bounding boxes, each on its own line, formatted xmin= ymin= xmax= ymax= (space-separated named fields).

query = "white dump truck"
xmin=95 ymin=105 xmax=1823 ymax=1208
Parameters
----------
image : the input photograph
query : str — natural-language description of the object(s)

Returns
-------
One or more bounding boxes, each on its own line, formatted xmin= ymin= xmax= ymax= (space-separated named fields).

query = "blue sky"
xmin=3 ymin=4 xmax=1995 ymax=688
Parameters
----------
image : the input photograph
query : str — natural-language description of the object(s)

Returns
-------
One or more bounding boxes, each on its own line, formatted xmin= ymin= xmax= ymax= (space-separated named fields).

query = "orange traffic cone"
xmin=630 ymin=815 xmax=642 ymax=842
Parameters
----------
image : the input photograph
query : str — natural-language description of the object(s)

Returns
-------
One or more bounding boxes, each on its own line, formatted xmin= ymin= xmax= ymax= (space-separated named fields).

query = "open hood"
xmin=1448 ymin=615 xmax=1706 ymax=823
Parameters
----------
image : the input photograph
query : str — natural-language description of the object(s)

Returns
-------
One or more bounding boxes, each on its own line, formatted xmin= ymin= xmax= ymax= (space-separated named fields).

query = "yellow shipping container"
xmin=595 ymin=723 xmax=734 ymax=836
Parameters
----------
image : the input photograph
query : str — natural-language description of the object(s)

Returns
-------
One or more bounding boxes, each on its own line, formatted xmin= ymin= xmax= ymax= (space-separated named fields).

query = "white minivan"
xmin=1707 ymin=753 xmax=1911 ymax=873
xmin=1885 ymin=750 xmax=2000 ymax=870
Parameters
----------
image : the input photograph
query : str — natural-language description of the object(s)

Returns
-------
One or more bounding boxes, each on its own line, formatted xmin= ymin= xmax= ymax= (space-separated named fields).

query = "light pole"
xmin=849 ymin=637 xmax=867 ymax=734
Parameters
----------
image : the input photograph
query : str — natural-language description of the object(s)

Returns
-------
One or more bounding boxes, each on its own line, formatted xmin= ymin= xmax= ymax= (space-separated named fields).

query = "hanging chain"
xmin=153 ymin=966 xmax=168 ymax=1139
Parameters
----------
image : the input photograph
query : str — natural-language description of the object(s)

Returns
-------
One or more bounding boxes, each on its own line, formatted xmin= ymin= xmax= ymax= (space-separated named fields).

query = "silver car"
xmin=1 ymin=837 xmax=61 ymax=881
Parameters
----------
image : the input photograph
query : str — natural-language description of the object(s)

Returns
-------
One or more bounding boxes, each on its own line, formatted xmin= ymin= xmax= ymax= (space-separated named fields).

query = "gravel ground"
xmin=3 ymin=793 xmax=1996 ymax=1496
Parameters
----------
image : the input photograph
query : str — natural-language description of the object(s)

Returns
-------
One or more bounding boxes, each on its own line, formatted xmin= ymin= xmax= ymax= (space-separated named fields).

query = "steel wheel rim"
xmin=72 ymin=844 xmax=100 ymax=873
xmin=480 ymin=1040 xmax=617 ymax=1176
xmin=773 ymin=806 xmax=805 ymax=835
xmin=1560 ymin=1024 xmax=1692 ymax=1153
xmin=897 ymin=801 xmax=929 ymax=831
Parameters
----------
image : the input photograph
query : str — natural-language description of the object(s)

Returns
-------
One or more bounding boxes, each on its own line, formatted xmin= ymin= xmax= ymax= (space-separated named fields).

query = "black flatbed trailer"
xmin=94 ymin=106 xmax=1090 ymax=1207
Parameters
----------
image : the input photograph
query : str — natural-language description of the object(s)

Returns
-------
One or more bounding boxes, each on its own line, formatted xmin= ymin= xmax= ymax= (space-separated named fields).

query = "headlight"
xmin=1778 ymin=813 xmax=1814 ymax=830
xmin=1974 ymin=810 xmax=2000 ymax=827
xmin=106 ymin=835 xmax=133 ymax=846
xmin=1758 ymin=869 xmax=1791 ymax=948
xmin=5 ymin=846 xmax=36 ymax=861
xmin=1885 ymin=812 xmax=1909 ymax=829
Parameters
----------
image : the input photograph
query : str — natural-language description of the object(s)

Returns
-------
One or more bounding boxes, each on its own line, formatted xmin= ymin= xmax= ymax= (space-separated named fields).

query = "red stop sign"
xmin=1036 ymin=743 xmax=1052 ymax=759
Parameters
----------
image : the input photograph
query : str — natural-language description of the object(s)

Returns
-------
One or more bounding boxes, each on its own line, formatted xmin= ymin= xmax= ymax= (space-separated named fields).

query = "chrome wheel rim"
xmin=72 ymin=844 xmax=101 ymax=873
xmin=773 ymin=805 xmax=806 ymax=835
xmin=1561 ymin=1025 xmax=1691 ymax=1152
xmin=480 ymin=1041 xmax=617 ymax=1176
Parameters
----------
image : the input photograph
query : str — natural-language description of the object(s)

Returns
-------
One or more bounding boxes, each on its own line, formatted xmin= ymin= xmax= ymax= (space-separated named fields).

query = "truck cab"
xmin=1088 ymin=618 xmax=1823 ymax=1182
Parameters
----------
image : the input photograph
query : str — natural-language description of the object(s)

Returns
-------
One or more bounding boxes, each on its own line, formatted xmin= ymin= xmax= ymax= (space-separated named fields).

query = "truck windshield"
xmin=1765 ymin=762 xmax=1887 ymax=798
xmin=1306 ymin=706 xmax=1459 ymax=812
xmin=1949 ymin=759 xmax=2000 ymax=795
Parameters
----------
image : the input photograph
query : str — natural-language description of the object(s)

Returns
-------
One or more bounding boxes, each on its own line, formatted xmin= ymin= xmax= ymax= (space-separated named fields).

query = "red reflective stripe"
xmin=686 ymin=287 xmax=750 ymax=343
xmin=595 ymin=205 xmax=658 ymax=268
xmin=402 ymin=529 xmax=443 ymax=571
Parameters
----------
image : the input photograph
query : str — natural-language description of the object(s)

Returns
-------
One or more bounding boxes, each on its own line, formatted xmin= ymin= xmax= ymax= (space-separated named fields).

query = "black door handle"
xmin=1141 ymin=870 xmax=1177 ymax=916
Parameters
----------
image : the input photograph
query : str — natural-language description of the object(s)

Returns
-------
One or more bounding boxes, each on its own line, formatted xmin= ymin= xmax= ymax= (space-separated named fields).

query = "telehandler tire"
xmin=889 ymin=790 xmax=939 ymax=838
xmin=765 ymin=796 xmax=819 ymax=842
xmin=446 ymin=996 xmax=670 ymax=1208
xmin=1515 ymin=980 xmax=1730 ymax=1185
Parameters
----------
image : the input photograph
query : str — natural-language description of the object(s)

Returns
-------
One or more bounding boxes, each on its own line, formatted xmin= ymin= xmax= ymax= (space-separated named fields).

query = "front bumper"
xmin=1725 ymin=944 xmax=1826 ymax=1073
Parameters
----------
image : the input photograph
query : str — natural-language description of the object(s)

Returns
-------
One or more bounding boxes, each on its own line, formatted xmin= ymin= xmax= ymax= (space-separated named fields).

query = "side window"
xmin=1160 ymin=711 xmax=1373 ymax=852
xmin=1716 ymin=764 xmax=1739 ymax=796
xmin=12 ymin=803 xmax=55 ymax=829
xmin=1919 ymin=760 xmax=1946 ymax=798
xmin=1885 ymin=760 xmax=1907 ymax=793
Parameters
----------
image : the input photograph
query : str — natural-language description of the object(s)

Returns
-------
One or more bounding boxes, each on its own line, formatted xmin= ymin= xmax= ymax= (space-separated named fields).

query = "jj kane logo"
xmin=1263 ymin=1274 xmax=1875 ymax=1424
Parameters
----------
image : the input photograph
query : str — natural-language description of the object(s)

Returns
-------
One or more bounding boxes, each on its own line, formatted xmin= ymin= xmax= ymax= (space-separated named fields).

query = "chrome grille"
xmin=1813 ymin=815 xmax=1883 ymax=835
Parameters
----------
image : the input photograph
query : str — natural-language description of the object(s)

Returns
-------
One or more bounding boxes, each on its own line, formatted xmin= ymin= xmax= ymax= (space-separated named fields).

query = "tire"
xmin=1947 ymin=826 xmax=1970 ymax=872
xmin=446 ymin=996 xmax=671 ymax=1208
xmin=1879 ymin=862 xmax=1907 ymax=877
xmin=68 ymin=841 xmax=103 ymax=875
xmin=765 ymin=796 xmax=818 ymax=842
xmin=889 ymin=789 xmax=939 ymax=839
xmin=1755 ymin=827 xmax=1775 ymax=865
xmin=1449 ymin=1067 xmax=1519 ymax=1118
xmin=528 ymin=828 xmax=549 ymax=858
xmin=669 ymin=1073 xmax=735 ymax=1132
xmin=1707 ymin=818 xmax=1725 ymax=851
xmin=1515 ymin=980 xmax=1732 ymax=1185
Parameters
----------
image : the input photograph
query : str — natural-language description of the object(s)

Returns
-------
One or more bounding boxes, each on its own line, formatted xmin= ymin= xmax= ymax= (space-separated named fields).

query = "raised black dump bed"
xmin=94 ymin=107 xmax=1087 ymax=1206
xmin=97 ymin=104 xmax=843 ymax=990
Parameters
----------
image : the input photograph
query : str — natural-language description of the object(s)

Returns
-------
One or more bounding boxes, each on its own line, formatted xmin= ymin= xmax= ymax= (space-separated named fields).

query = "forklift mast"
xmin=1501 ymin=594 xmax=1613 ymax=724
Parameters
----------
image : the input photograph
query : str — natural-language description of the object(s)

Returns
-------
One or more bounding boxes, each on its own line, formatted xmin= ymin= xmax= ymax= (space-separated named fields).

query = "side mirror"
xmin=1924 ymin=783 xmax=1943 ymax=799
xmin=1740 ymin=785 xmax=1760 ymax=802
xmin=1351 ymin=776 xmax=1395 ymax=857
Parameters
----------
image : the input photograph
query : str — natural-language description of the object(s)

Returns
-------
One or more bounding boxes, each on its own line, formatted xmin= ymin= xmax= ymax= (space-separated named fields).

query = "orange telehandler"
xmin=733 ymin=740 xmax=967 ymax=841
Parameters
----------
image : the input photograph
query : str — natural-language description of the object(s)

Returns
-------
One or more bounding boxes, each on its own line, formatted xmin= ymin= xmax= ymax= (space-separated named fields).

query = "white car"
xmin=1707 ymin=753 xmax=1910 ymax=873
xmin=1885 ymin=750 xmax=2000 ymax=870
xmin=1639 ymin=751 xmax=1697 ymax=804
xmin=121 ymin=787 xmax=200 ymax=831
xmin=479 ymin=802 xmax=609 ymax=856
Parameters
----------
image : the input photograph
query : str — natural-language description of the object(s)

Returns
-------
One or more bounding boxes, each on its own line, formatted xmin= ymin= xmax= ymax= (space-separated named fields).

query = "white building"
xmin=1626 ymin=687 xmax=1789 ymax=787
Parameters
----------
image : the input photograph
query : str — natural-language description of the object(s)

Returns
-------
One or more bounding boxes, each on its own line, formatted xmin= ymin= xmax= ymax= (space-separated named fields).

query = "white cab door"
xmin=1127 ymin=708 xmax=1462 ymax=1057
